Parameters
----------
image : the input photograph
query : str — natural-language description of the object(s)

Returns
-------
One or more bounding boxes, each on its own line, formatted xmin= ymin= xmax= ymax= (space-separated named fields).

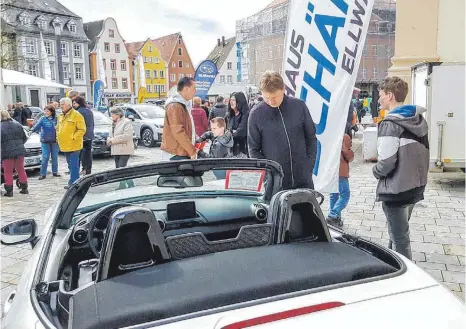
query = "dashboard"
xmin=69 ymin=195 xmax=269 ymax=248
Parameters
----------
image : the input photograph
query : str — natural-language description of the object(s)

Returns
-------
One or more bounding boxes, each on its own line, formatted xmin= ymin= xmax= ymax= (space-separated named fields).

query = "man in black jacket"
xmin=248 ymin=71 xmax=317 ymax=190
xmin=208 ymin=96 xmax=228 ymax=121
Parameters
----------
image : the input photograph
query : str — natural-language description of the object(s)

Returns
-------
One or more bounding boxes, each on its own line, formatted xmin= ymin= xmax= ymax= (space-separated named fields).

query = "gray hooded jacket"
xmin=373 ymin=105 xmax=429 ymax=205
xmin=196 ymin=131 xmax=234 ymax=158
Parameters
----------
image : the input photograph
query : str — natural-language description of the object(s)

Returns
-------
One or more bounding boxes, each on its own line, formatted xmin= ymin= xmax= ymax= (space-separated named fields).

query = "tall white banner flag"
xmin=96 ymin=49 xmax=107 ymax=87
xmin=283 ymin=0 xmax=374 ymax=192
xmin=39 ymin=32 xmax=52 ymax=81
xmin=138 ymin=55 xmax=146 ymax=88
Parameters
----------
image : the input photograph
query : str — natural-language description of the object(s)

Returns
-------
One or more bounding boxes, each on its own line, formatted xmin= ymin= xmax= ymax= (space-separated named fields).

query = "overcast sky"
xmin=59 ymin=0 xmax=273 ymax=65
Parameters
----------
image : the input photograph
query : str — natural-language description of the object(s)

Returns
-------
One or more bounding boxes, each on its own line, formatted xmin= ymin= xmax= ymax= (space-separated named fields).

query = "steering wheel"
xmin=87 ymin=203 xmax=133 ymax=258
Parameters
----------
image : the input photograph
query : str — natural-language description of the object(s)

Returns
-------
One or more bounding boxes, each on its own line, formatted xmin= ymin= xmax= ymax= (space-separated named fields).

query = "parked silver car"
xmin=111 ymin=104 xmax=165 ymax=147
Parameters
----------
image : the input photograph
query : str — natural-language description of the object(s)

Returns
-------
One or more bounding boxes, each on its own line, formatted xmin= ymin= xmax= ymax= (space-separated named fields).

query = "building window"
xmin=115 ymin=44 xmax=120 ymax=53
xmin=26 ymin=39 xmax=36 ymax=54
xmin=69 ymin=24 xmax=77 ymax=33
xmin=372 ymin=67 xmax=378 ymax=79
xmin=75 ymin=65 xmax=83 ymax=80
xmin=148 ymin=57 xmax=153 ymax=63
xmin=44 ymin=41 xmax=53 ymax=55
xmin=386 ymin=46 xmax=393 ymax=58
xmin=227 ymin=62 xmax=232 ymax=70
xmin=372 ymin=45 xmax=378 ymax=57
xmin=178 ymin=48 xmax=182 ymax=56
xmin=178 ymin=38 xmax=182 ymax=44
xmin=19 ymin=12 xmax=32 ymax=26
xmin=122 ymin=78 xmax=128 ymax=89
xmin=109 ymin=29 xmax=115 ymax=38
xmin=160 ymin=70 xmax=165 ymax=78
xmin=111 ymin=77 xmax=118 ymax=89
xmin=50 ymin=63 xmax=55 ymax=80
xmin=145 ymin=70 xmax=151 ymax=78
xmin=178 ymin=73 xmax=184 ymax=80
xmin=185 ymin=63 xmax=190 ymax=68
xmin=73 ymin=44 xmax=82 ymax=58
xmin=103 ymin=59 xmax=106 ymax=69
xmin=153 ymin=70 xmax=158 ymax=78
xmin=172 ymin=62 xmax=175 ymax=68
xmin=143 ymin=57 xmax=147 ymax=63
xmin=362 ymin=68 xmax=367 ymax=79
xmin=187 ymin=74 xmax=192 ymax=78
xmin=110 ymin=59 xmax=116 ymax=70
xmin=220 ymin=75 xmax=225 ymax=84
xmin=120 ymin=60 xmax=126 ymax=70
xmin=227 ymin=75 xmax=233 ymax=83
xmin=170 ymin=74 xmax=175 ymax=82
xmin=363 ymin=45 xmax=368 ymax=57
xmin=63 ymin=65 xmax=69 ymax=79
xmin=178 ymin=60 xmax=183 ymax=68
xmin=148 ymin=45 xmax=152 ymax=52
xmin=155 ymin=85 xmax=159 ymax=93
xmin=37 ymin=19 xmax=47 ymax=30
xmin=147 ymin=85 xmax=152 ymax=93
xmin=60 ymin=42 xmax=68 ymax=56
xmin=104 ymin=42 xmax=110 ymax=52
xmin=27 ymin=63 xmax=38 ymax=76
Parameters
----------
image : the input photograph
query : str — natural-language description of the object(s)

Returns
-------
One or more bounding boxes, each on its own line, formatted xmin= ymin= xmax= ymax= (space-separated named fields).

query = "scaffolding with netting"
xmin=235 ymin=0 xmax=289 ymax=85
xmin=235 ymin=0 xmax=396 ymax=90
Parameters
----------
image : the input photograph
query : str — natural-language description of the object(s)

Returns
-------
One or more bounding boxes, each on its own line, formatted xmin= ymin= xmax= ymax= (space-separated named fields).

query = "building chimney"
xmin=217 ymin=38 xmax=221 ymax=47
xmin=222 ymin=36 xmax=225 ymax=47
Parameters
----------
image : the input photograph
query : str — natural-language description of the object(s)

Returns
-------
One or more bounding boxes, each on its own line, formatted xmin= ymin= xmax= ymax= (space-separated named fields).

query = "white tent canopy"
xmin=1 ymin=68 xmax=69 ymax=88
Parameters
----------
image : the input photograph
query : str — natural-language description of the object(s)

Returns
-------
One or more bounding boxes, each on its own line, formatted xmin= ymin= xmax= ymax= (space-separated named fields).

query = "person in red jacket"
xmin=327 ymin=133 xmax=354 ymax=228
xmin=191 ymin=97 xmax=209 ymax=137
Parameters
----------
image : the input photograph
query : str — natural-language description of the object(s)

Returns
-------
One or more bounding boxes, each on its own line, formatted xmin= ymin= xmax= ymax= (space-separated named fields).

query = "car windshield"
xmin=93 ymin=111 xmax=112 ymax=125
xmin=75 ymin=163 xmax=275 ymax=217
xmin=136 ymin=105 xmax=165 ymax=119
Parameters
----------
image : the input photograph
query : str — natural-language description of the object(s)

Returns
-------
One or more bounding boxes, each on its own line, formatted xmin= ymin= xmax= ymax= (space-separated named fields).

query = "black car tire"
xmin=141 ymin=128 xmax=155 ymax=147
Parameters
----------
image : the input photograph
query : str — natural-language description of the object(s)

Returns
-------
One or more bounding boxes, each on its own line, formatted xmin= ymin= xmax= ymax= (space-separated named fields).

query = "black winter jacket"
xmin=248 ymin=95 xmax=317 ymax=190
xmin=208 ymin=104 xmax=228 ymax=121
xmin=196 ymin=131 xmax=234 ymax=158
xmin=1 ymin=119 xmax=27 ymax=161
xmin=227 ymin=109 xmax=249 ymax=155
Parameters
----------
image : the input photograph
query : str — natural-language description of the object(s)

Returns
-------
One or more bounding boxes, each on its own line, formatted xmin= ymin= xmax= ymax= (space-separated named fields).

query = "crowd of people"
xmin=1 ymin=72 xmax=429 ymax=261
xmin=1 ymin=91 xmax=134 ymax=195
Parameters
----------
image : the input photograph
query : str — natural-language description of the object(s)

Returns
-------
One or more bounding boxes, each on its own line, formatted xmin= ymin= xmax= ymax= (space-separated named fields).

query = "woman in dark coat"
xmin=1 ymin=110 xmax=29 ymax=196
xmin=226 ymin=92 xmax=249 ymax=156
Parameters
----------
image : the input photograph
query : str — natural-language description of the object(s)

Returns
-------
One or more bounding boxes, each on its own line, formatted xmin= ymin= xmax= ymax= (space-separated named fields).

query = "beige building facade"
xmin=390 ymin=0 xmax=465 ymax=101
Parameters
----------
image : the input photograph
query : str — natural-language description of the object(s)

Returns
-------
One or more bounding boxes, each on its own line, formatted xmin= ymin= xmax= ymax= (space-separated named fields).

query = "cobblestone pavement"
xmin=1 ymin=134 xmax=465 ymax=309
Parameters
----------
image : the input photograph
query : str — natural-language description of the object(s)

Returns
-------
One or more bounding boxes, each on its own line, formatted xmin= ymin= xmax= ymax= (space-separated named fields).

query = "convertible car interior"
xmin=39 ymin=188 xmax=401 ymax=329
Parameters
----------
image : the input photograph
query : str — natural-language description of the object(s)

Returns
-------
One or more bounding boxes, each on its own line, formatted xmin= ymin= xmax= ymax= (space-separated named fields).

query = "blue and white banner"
xmin=194 ymin=60 xmax=218 ymax=100
xmin=93 ymin=79 xmax=105 ymax=109
xmin=283 ymin=0 xmax=374 ymax=192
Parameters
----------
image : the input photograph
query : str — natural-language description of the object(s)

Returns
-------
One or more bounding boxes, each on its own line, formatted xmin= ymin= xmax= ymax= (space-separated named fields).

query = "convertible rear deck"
xmin=69 ymin=242 xmax=397 ymax=329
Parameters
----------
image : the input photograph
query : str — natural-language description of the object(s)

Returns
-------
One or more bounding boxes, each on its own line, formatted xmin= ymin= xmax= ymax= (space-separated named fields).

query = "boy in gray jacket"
xmin=373 ymin=77 xmax=429 ymax=260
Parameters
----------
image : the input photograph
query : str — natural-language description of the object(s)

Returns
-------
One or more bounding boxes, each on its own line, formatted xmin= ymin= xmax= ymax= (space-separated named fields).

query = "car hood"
xmin=142 ymin=118 xmax=164 ymax=127
xmin=94 ymin=124 xmax=111 ymax=135
xmin=25 ymin=133 xmax=41 ymax=148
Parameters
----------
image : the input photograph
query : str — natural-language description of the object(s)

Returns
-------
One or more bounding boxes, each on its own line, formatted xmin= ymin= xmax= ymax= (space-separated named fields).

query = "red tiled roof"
xmin=125 ymin=40 xmax=146 ymax=57
xmin=152 ymin=32 xmax=180 ymax=62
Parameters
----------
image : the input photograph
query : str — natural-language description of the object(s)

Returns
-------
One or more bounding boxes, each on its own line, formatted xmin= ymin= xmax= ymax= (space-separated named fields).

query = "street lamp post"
xmin=53 ymin=22 xmax=65 ymax=98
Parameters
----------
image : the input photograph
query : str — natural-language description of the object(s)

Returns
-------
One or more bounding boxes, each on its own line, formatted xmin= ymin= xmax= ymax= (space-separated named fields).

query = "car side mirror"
xmin=1 ymin=219 xmax=38 ymax=246
xmin=128 ymin=115 xmax=135 ymax=121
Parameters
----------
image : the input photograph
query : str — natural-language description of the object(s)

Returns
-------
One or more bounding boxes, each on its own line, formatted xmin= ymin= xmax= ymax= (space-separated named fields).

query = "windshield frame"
xmin=55 ymin=159 xmax=283 ymax=230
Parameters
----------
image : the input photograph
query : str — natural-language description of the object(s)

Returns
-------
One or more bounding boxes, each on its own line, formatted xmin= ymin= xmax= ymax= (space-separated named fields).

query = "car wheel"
xmin=141 ymin=129 xmax=155 ymax=147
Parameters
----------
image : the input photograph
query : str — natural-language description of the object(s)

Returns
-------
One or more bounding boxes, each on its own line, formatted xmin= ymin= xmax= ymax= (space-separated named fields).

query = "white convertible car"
xmin=1 ymin=159 xmax=465 ymax=329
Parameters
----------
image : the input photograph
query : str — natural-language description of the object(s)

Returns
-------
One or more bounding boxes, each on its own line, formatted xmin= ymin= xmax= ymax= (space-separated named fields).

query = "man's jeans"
xmin=382 ymin=202 xmax=415 ymax=260
xmin=328 ymin=177 xmax=350 ymax=219
xmin=40 ymin=143 xmax=59 ymax=176
xmin=64 ymin=151 xmax=80 ymax=186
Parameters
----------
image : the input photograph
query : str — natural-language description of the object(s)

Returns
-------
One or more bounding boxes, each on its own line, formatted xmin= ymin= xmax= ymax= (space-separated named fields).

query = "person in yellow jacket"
xmin=56 ymin=97 xmax=86 ymax=189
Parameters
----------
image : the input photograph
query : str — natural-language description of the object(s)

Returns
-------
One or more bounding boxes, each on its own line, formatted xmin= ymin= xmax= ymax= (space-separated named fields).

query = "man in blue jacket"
xmin=248 ymin=71 xmax=317 ymax=190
